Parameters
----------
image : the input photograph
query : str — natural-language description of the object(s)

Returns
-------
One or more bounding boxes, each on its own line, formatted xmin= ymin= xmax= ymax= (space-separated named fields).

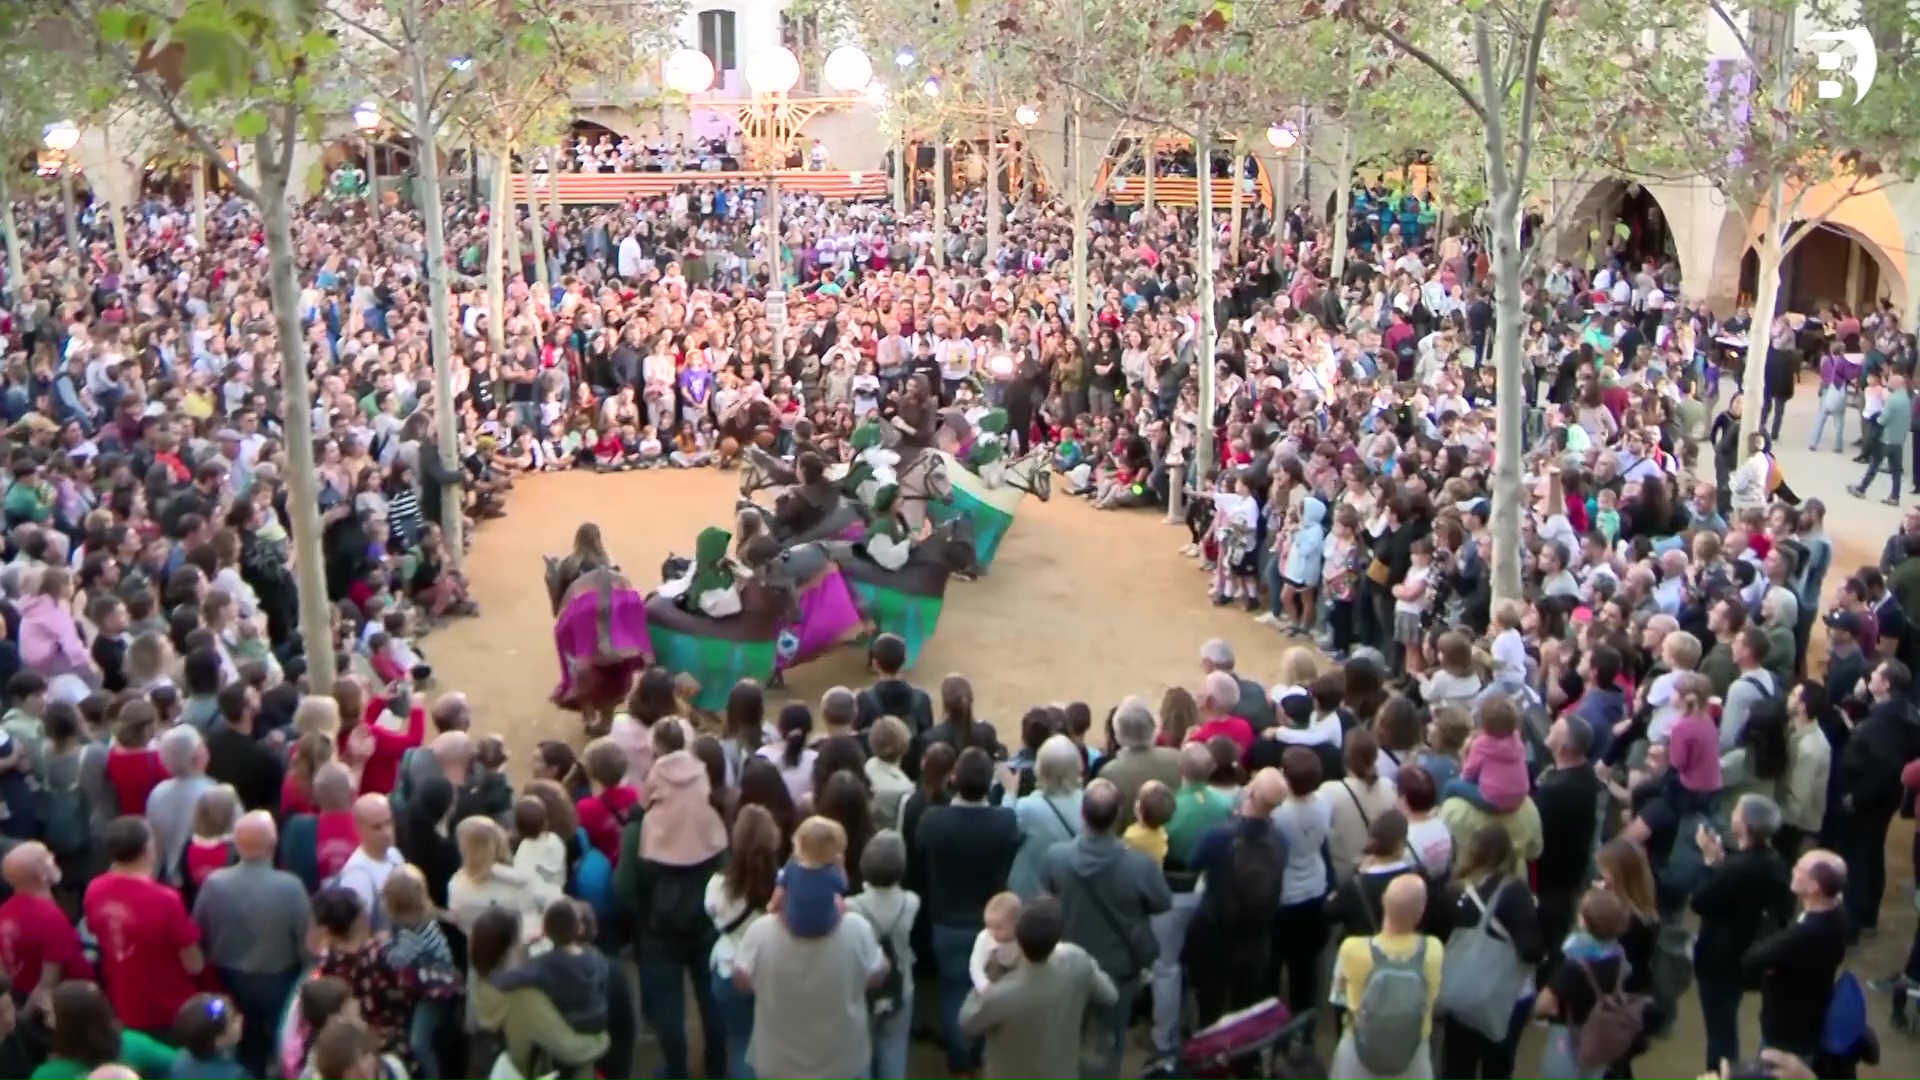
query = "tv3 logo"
xmin=1807 ymin=27 xmax=1877 ymax=104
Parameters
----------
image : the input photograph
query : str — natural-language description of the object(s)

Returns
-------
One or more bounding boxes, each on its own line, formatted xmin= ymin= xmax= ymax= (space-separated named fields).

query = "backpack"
xmin=1435 ymin=881 xmax=1528 ymax=1041
xmin=1351 ymin=936 xmax=1429 ymax=1076
xmin=1216 ymin=827 xmax=1285 ymax=933
xmin=37 ymin=750 xmax=90 ymax=857
xmin=572 ymin=826 xmax=615 ymax=926
xmin=866 ymin=902 xmax=908 ymax=1018
xmin=1573 ymin=958 xmax=1647 ymax=1070
xmin=1821 ymin=971 xmax=1869 ymax=1058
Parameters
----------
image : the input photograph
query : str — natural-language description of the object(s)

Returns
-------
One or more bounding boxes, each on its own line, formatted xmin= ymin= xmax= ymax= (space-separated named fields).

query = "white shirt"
xmin=336 ymin=845 xmax=404 ymax=915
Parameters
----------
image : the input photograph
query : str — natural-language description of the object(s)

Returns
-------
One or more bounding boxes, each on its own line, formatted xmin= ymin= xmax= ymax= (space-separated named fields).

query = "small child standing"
xmin=384 ymin=866 xmax=457 ymax=1080
xmin=1392 ymin=539 xmax=1435 ymax=674
xmin=1321 ymin=506 xmax=1362 ymax=659
xmin=166 ymin=993 xmax=248 ymax=1080
xmin=1442 ymin=697 xmax=1531 ymax=814
xmin=1197 ymin=475 xmax=1262 ymax=609
xmin=775 ymin=815 xmax=849 ymax=938
xmin=512 ymin=795 xmax=568 ymax=908
xmin=971 ymin=892 xmax=1023 ymax=992
xmin=180 ymin=786 xmax=240 ymax=910
xmin=1123 ymin=781 xmax=1175 ymax=867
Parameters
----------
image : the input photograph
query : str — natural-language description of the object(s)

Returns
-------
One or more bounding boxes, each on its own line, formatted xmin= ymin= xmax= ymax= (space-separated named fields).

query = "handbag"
xmin=1367 ymin=556 xmax=1392 ymax=585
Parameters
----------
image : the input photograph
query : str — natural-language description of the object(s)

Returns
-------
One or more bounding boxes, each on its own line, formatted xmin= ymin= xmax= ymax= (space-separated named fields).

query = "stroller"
xmin=1148 ymin=998 xmax=1326 ymax=1080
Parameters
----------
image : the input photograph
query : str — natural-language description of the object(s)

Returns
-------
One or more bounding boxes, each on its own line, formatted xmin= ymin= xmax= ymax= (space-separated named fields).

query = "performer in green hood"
xmin=660 ymin=525 xmax=745 ymax=617
xmin=860 ymin=484 xmax=914 ymax=571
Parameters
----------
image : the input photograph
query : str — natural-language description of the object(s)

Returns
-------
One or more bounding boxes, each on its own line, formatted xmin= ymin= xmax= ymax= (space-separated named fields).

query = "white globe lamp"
xmin=1013 ymin=104 xmax=1040 ymax=127
xmin=353 ymin=102 xmax=381 ymax=134
xmin=822 ymin=46 xmax=873 ymax=93
xmin=42 ymin=122 xmax=79 ymax=153
xmin=1266 ymin=123 xmax=1298 ymax=151
xmin=663 ymin=48 xmax=715 ymax=94
xmin=744 ymin=45 xmax=801 ymax=95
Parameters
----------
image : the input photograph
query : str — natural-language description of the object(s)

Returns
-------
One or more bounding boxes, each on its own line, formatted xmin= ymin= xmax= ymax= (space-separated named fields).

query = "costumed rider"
xmin=774 ymin=451 xmax=839 ymax=538
xmin=936 ymin=407 xmax=1011 ymax=487
xmin=839 ymin=420 xmax=898 ymax=507
xmin=657 ymin=526 xmax=747 ymax=617
xmin=859 ymin=484 xmax=915 ymax=572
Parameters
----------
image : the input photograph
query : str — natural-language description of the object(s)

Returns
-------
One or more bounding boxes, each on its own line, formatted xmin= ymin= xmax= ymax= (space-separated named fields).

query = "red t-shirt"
xmin=315 ymin=810 xmax=359 ymax=882
xmin=184 ymin=838 xmax=236 ymax=893
xmin=577 ymin=785 xmax=639 ymax=862
xmin=1190 ymin=716 xmax=1256 ymax=763
xmin=83 ymin=871 xmax=201 ymax=1032
xmin=280 ymin=772 xmax=315 ymax=818
xmin=105 ymin=746 xmax=168 ymax=819
xmin=0 ymin=893 xmax=91 ymax=996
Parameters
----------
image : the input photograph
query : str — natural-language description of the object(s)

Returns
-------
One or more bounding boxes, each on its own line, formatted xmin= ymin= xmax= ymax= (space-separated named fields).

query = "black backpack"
xmin=1216 ymin=827 xmax=1285 ymax=932
xmin=867 ymin=903 xmax=908 ymax=1018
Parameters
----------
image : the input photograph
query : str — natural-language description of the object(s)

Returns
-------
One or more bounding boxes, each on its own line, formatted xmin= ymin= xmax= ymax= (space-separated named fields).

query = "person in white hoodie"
xmin=447 ymin=816 xmax=545 ymax=939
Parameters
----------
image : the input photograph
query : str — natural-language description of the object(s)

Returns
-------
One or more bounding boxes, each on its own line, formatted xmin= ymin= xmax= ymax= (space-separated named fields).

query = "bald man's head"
xmin=1081 ymin=778 xmax=1121 ymax=834
xmin=1382 ymin=873 xmax=1428 ymax=931
xmin=353 ymin=793 xmax=394 ymax=854
xmin=430 ymin=693 xmax=471 ymax=733
xmin=234 ymin=811 xmax=278 ymax=860
xmin=1244 ymin=768 xmax=1286 ymax=816
xmin=431 ymin=730 xmax=474 ymax=765
xmin=1 ymin=842 xmax=55 ymax=894
xmin=87 ymin=1067 xmax=141 ymax=1080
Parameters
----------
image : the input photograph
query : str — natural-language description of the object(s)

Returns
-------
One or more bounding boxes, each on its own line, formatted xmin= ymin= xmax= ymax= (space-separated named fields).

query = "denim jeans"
xmin=710 ymin=968 xmax=755 ymax=1079
xmin=1149 ymin=892 xmax=1200 ymax=1055
xmin=1443 ymin=776 xmax=1502 ymax=813
xmin=408 ymin=999 xmax=445 ymax=1080
xmin=1697 ymin=972 xmax=1744 ymax=1072
xmin=637 ymin=954 xmax=725 ymax=1079
xmin=1860 ymin=443 xmax=1905 ymax=500
xmin=930 ymin=923 xmax=983 ymax=1074
xmin=218 ymin=966 xmax=299 ymax=1079
xmin=1084 ymin=973 xmax=1140 ymax=1080
xmin=1810 ymin=396 xmax=1847 ymax=451
xmin=869 ymin=987 xmax=913 ymax=1080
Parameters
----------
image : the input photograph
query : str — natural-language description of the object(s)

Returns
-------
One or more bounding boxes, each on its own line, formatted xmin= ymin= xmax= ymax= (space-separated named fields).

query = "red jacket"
xmin=348 ymin=699 xmax=426 ymax=796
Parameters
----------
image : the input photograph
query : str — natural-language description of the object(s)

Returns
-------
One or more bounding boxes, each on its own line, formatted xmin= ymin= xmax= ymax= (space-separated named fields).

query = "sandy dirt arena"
xmin=429 ymin=468 xmax=1300 ymax=749
xmin=427 ymin=466 xmax=1920 ymax=1078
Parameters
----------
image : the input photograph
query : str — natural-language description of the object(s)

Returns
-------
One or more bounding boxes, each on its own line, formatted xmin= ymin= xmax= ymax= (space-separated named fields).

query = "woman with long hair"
xmin=1157 ymin=687 xmax=1200 ymax=748
xmin=1593 ymin=838 xmax=1659 ymax=1075
xmin=815 ymin=770 xmax=877 ymax=891
xmin=705 ymin=804 xmax=781 ymax=1080
xmin=720 ymin=678 xmax=774 ymax=786
xmin=1327 ymin=729 xmax=1399 ymax=884
xmin=1438 ymin=825 xmax=1547 ymax=1079
xmin=755 ymin=702 xmax=818 ymax=805
xmin=736 ymin=756 xmax=799 ymax=860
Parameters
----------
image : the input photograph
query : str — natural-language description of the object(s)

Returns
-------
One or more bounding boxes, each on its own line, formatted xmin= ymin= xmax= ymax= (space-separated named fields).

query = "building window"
xmin=780 ymin=12 xmax=818 ymax=91
xmin=698 ymin=9 xmax=736 ymax=71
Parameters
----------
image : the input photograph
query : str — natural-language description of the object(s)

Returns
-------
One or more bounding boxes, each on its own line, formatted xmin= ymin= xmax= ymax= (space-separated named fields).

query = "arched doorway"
xmin=1740 ymin=222 xmax=1898 ymax=316
xmin=1564 ymin=178 xmax=1677 ymax=274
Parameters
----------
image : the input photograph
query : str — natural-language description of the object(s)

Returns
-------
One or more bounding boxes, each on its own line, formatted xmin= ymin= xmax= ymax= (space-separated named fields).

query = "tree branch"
xmin=1348 ymin=11 xmax=1489 ymax=123
xmin=1508 ymin=0 xmax=1553 ymax=193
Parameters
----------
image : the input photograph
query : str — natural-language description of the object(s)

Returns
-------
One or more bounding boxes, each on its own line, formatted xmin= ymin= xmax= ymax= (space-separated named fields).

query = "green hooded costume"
xmin=966 ymin=409 xmax=1010 ymax=469
xmin=687 ymin=526 xmax=736 ymax=606
xmin=839 ymin=420 xmax=887 ymax=499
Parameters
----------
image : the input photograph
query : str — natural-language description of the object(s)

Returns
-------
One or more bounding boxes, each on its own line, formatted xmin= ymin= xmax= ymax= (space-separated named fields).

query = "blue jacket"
xmin=1282 ymin=497 xmax=1327 ymax=585
xmin=1572 ymin=687 xmax=1625 ymax=764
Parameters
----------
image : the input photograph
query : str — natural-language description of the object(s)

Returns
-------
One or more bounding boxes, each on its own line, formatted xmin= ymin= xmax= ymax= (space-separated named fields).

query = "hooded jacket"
xmin=615 ymin=750 xmax=729 ymax=964
xmin=1282 ymin=497 xmax=1328 ymax=586
xmin=18 ymin=594 xmax=89 ymax=678
xmin=1036 ymin=831 xmax=1172 ymax=982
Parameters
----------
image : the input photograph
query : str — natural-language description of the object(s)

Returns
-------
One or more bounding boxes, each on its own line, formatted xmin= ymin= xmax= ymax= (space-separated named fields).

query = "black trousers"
xmin=1266 ymin=899 xmax=1328 ymax=1016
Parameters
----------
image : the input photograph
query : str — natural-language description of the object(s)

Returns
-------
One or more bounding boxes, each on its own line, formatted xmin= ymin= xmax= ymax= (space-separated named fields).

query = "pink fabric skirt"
xmin=552 ymin=584 xmax=653 ymax=710
xmin=775 ymin=567 xmax=863 ymax=672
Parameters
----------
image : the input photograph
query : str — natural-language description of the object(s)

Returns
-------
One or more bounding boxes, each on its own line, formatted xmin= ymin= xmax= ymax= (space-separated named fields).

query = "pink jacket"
xmin=1462 ymin=731 xmax=1530 ymax=814
xmin=18 ymin=594 xmax=90 ymax=678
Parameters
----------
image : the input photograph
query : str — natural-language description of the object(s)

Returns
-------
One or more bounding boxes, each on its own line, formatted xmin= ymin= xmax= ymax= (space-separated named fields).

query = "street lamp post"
xmin=43 ymin=122 xmax=81 ymax=256
xmin=354 ymin=103 xmax=382 ymax=226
